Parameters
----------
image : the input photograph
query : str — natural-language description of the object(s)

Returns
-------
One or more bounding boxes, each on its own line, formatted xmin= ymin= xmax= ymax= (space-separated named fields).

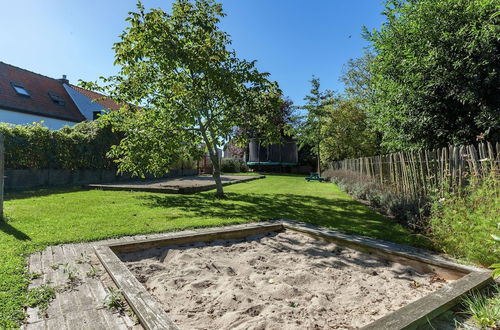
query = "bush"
xmin=329 ymin=170 xmax=429 ymax=232
xmin=0 ymin=121 xmax=120 ymax=170
xmin=429 ymin=172 xmax=500 ymax=266
xmin=330 ymin=168 xmax=500 ymax=266
xmin=220 ymin=158 xmax=248 ymax=173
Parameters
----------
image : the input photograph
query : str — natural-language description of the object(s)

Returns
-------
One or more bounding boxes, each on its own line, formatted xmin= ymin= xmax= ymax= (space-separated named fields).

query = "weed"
xmin=86 ymin=265 xmax=99 ymax=279
xmin=103 ymin=287 xmax=126 ymax=314
xmin=24 ymin=285 xmax=56 ymax=318
xmin=50 ymin=263 xmax=62 ymax=270
xmin=75 ymin=253 xmax=90 ymax=265
xmin=461 ymin=285 xmax=500 ymax=329
xmin=27 ymin=272 xmax=43 ymax=280
xmin=61 ymin=263 xmax=81 ymax=290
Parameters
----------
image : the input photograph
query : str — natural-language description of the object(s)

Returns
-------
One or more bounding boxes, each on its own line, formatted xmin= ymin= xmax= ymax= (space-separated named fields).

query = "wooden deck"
xmin=22 ymin=231 xmax=196 ymax=330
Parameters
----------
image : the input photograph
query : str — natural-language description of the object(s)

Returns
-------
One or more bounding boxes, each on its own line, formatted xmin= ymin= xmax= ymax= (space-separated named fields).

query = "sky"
xmin=0 ymin=0 xmax=386 ymax=106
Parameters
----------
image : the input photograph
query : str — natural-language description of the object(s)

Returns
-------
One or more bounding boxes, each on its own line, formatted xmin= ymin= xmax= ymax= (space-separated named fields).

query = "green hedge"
xmin=220 ymin=158 xmax=248 ymax=173
xmin=0 ymin=121 xmax=120 ymax=170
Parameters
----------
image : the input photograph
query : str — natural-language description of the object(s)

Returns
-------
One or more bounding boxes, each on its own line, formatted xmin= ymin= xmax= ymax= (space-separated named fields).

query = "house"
xmin=0 ymin=61 xmax=120 ymax=129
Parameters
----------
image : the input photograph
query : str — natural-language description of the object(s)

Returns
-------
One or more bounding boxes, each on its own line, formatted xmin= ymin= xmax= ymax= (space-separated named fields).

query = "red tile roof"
xmin=69 ymin=84 xmax=123 ymax=112
xmin=0 ymin=61 xmax=85 ymax=122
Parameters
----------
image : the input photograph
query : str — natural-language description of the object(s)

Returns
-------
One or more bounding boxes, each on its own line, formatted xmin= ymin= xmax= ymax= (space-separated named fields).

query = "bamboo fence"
xmin=329 ymin=141 xmax=500 ymax=198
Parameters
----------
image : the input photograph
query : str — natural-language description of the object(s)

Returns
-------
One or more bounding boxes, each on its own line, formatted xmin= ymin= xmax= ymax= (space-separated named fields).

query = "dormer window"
xmin=48 ymin=92 xmax=65 ymax=106
xmin=11 ymin=82 xmax=30 ymax=97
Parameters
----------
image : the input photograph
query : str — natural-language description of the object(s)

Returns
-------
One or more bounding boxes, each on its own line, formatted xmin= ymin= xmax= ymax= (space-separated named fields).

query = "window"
xmin=48 ymin=92 xmax=65 ymax=106
xmin=92 ymin=111 xmax=101 ymax=120
xmin=10 ymin=82 xmax=30 ymax=97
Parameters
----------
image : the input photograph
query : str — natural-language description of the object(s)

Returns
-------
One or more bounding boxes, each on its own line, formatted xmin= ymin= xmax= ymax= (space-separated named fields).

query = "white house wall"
xmin=0 ymin=108 xmax=77 ymax=130
xmin=63 ymin=84 xmax=106 ymax=120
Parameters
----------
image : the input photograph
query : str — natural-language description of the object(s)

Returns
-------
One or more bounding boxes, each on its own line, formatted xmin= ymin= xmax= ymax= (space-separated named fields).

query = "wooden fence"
xmin=329 ymin=141 xmax=500 ymax=198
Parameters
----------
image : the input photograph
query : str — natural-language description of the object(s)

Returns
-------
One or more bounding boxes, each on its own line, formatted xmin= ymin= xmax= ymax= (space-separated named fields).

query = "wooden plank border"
xmin=95 ymin=244 xmax=179 ymax=330
xmin=94 ymin=220 xmax=492 ymax=330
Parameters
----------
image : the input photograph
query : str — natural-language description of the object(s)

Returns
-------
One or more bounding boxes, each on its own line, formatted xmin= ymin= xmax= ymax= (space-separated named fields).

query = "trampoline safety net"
xmin=247 ymin=138 xmax=298 ymax=165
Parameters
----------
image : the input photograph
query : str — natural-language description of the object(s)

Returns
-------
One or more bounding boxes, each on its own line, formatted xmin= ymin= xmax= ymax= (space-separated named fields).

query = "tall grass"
xmin=429 ymin=171 xmax=500 ymax=266
xmin=460 ymin=285 xmax=500 ymax=329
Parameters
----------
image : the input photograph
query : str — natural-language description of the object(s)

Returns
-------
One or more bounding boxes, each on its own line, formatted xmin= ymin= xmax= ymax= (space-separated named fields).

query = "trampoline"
xmin=247 ymin=138 xmax=298 ymax=167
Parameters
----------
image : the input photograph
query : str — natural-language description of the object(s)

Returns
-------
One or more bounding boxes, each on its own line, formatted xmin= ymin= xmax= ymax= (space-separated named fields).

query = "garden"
xmin=1 ymin=0 xmax=499 ymax=328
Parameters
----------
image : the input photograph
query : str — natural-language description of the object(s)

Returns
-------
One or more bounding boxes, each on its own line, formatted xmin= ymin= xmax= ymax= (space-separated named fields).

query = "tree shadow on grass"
xmin=4 ymin=186 xmax=84 ymax=201
xmin=139 ymin=192 xmax=427 ymax=247
xmin=0 ymin=217 xmax=30 ymax=241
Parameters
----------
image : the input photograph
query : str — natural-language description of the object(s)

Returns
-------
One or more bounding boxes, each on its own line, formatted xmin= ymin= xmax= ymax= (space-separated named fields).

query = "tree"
xmin=320 ymin=98 xmax=378 ymax=161
xmin=297 ymin=77 xmax=334 ymax=175
xmin=341 ymin=51 xmax=375 ymax=110
xmin=366 ymin=0 xmax=500 ymax=151
xmin=86 ymin=0 xmax=283 ymax=197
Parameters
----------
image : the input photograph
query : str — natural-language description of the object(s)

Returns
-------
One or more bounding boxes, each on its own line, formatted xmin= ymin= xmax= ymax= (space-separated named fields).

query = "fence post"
xmin=0 ymin=134 xmax=4 ymax=221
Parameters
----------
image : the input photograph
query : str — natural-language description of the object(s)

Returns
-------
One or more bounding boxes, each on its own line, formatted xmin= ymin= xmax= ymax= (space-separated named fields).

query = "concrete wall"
xmin=0 ymin=108 xmax=78 ymax=129
xmin=4 ymin=168 xmax=198 ymax=191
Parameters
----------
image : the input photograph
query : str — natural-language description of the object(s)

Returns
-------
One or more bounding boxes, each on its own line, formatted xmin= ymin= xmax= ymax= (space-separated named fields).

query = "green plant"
xmin=84 ymin=0 xmax=285 ymax=198
xmin=103 ymin=287 xmax=126 ymax=313
xmin=61 ymin=263 xmax=81 ymax=290
xmin=329 ymin=170 xmax=430 ymax=232
xmin=366 ymin=0 xmax=500 ymax=150
xmin=24 ymin=285 xmax=56 ymax=318
xmin=0 ymin=121 xmax=119 ymax=170
xmin=491 ymin=224 xmax=500 ymax=278
xmin=429 ymin=172 xmax=500 ymax=266
xmin=27 ymin=272 xmax=43 ymax=280
xmin=461 ymin=285 xmax=500 ymax=329
xmin=75 ymin=253 xmax=90 ymax=265
xmin=220 ymin=158 xmax=248 ymax=173
xmin=491 ymin=264 xmax=500 ymax=279
xmin=86 ymin=265 xmax=99 ymax=279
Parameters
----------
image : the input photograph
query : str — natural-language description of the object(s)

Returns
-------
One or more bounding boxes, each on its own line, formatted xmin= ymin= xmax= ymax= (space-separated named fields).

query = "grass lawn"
xmin=0 ymin=174 xmax=428 ymax=328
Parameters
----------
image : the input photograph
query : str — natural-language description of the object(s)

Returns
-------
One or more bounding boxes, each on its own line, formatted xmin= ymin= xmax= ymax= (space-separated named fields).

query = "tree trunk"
xmin=206 ymin=146 xmax=224 ymax=197
xmin=211 ymin=156 xmax=224 ymax=197
xmin=199 ymin=121 xmax=224 ymax=198
xmin=317 ymin=143 xmax=321 ymax=176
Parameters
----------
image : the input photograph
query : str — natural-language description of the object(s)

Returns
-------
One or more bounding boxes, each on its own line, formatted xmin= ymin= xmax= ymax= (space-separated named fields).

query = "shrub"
xmin=0 ymin=121 xmax=120 ymax=170
xmin=329 ymin=170 xmax=429 ymax=232
xmin=220 ymin=158 xmax=248 ymax=173
xmin=330 ymin=167 xmax=500 ymax=266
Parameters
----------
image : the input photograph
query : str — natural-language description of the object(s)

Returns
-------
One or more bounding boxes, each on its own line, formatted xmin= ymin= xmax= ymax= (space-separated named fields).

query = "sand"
xmin=120 ymin=230 xmax=449 ymax=329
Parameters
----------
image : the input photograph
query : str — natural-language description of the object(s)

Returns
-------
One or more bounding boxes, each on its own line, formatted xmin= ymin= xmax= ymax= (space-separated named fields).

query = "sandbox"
xmin=95 ymin=221 xmax=491 ymax=330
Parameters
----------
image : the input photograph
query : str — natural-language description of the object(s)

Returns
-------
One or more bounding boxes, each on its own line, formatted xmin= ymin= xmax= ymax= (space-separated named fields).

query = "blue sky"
xmin=0 ymin=0 xmax=385 ymax=106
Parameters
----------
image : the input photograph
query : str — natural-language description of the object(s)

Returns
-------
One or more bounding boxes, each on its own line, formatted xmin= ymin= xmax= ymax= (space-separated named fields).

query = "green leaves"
xmin=321 ymin=98 xmax=379 ymax=161
xmin=82 ymin=0 xmax=284 ymax=191
xmin=367 ymin=0 xmax=500 ymax=151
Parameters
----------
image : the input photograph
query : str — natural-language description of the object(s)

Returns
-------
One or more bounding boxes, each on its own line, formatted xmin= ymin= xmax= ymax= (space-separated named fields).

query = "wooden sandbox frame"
xmin=94 ymin=220 xmax=492 ymax=330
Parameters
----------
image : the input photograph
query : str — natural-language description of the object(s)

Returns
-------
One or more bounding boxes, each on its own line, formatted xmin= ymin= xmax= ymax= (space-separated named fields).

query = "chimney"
xmin=59 ymin=74 xmax=69 ymax=84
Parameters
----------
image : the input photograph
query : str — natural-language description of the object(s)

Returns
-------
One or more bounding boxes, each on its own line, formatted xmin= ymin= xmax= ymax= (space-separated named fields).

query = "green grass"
xmin=460 ymin=285 xmax=500 ymax=329
xmin=0 ymin=174 xmax=427 ymax=328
